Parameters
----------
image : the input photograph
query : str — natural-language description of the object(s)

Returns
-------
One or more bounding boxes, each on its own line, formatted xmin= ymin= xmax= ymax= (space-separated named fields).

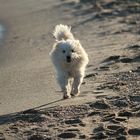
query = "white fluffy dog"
xmin=50 ymin=24 xmax=89 ymax=99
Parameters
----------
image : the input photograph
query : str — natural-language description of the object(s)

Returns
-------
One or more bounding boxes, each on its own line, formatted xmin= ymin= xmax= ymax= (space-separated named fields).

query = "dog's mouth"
xmin=66 ymin=56 xmax=71 ymax=63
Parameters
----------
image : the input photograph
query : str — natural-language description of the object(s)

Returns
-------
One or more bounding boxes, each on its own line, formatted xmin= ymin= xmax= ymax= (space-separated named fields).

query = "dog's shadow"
xmin=0 ymin=99 xmax=63 ymax=125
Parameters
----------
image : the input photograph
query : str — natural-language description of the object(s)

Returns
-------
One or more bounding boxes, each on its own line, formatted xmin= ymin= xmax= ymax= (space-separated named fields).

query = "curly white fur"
xmin=53 ymin=24 xmax=74 ymax=40
xmin=50 ymin=24 xmax=89 ymax=99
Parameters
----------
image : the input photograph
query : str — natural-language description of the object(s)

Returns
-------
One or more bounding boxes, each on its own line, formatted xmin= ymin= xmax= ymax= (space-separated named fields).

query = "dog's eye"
xmin=71 ymin=49 xmax=74 ymax=53
xmin=62 ymin=50 xmax=66 ymax=53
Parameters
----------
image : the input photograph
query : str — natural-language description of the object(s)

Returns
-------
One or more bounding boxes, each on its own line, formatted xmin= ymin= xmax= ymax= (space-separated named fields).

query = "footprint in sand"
xmin=111 ymin=99 xmax=129 ymax=108
xmin=90 ymin=132 xmax=107 ymax=139
xmin=88 ymin=111 xmax=101 ymax=117
xmin=102 ymin=55 xmax=120 ymax=63
xmin=102 ymin=113 xmax=115 ymax=121
xmin=99 ymin=66 xmax=110 ymax=71
xmin=128 ymin=128 xmax=140 ymax=136
xmin=107 ymin=124 xmax=124 ymax=131
xmin=28 ymin=134 xmax=51 ymax=140
xmin=66 ymin=128 xmax=80 ymax=132
xmin=113 ymin=117 xmax=127 ymax=123
xmin=120 ymin=57 xmax=133 ymax=63
xmin=0 ymin=132 xmax=5 ymax=140
xmin=116 ymin=135 xmax=127 ymax=140
xmin=65 ymin=118 xmax=82 ymax=125
xmin=128 ymin=44 xmax=140 ymax=50
xmin=93 ymin=125 xmax=105 ymax=133
xmin=132 ymin=66 xmax=140 ymax=72
xmin=58 ymin=132 xmax=77 ymax=139
xmin=129 ymin=95 xmax=140 ymax=103
xmin=131 ymin=105 xmax=140 ymax=117
xmin=118 ymin=110 xmax=133 ymax=117
xmin=106 ymin=127 xmax=127 ymax=137
xmin=79 ymin=134 xmax=87 ymax=139
xmin=89 ymin=100 xmax=110 ymax=110
xmin=84 ymin=73 xmax=98 ymax=78
xmin=99 ymin=55 xmax=121 ymax=71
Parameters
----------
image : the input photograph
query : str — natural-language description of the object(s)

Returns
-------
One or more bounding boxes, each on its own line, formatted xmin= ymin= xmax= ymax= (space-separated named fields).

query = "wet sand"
xmin=0 ymin=0 xmax=140 ymax=139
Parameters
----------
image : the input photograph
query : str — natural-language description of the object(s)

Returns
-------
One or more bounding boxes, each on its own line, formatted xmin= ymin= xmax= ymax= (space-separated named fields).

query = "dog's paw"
xmin=71 ymin=93 xmax=80 ymax=97
xmin=63 ymin=95 xmax=71 ymax=99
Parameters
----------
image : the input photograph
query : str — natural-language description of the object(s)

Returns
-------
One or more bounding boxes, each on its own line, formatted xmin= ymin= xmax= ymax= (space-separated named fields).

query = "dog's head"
xmin=53 ymin=39 xmax=83 ymax=64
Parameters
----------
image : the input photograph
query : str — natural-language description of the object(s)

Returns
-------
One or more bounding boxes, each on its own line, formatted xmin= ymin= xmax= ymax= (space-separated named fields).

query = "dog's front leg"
xmin=71 ymin=75 xmax=84 ymax=96
xmin=57 ymin=75 xmax=71 ymax=99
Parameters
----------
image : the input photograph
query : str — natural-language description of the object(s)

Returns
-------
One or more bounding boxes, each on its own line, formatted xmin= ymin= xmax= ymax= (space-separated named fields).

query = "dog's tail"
xmin=53 ymin=24 xmax=74 ymax=41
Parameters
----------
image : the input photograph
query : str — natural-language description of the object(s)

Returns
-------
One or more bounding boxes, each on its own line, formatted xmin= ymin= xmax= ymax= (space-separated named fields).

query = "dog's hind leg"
xmin=57 ymin=75 xmax=71 ymax=99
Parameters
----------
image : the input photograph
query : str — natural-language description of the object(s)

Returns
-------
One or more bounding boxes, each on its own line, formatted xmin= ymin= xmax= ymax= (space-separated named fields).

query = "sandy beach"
xmin=0 ymin=0 xmax=140 ymax=139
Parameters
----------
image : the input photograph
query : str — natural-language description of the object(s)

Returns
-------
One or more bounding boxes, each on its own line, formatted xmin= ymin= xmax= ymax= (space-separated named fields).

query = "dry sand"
xmin=0 ymin=0 xmax=140 ymax=139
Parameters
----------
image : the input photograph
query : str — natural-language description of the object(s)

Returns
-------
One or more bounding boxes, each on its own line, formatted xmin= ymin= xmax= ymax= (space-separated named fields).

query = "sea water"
xmin=0 ymin=24 xmax=5 ymax=44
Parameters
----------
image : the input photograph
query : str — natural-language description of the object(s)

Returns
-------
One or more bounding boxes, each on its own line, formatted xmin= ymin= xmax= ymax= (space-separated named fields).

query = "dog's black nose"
xmin=66 ymin=56 xmax=71 ymax=63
